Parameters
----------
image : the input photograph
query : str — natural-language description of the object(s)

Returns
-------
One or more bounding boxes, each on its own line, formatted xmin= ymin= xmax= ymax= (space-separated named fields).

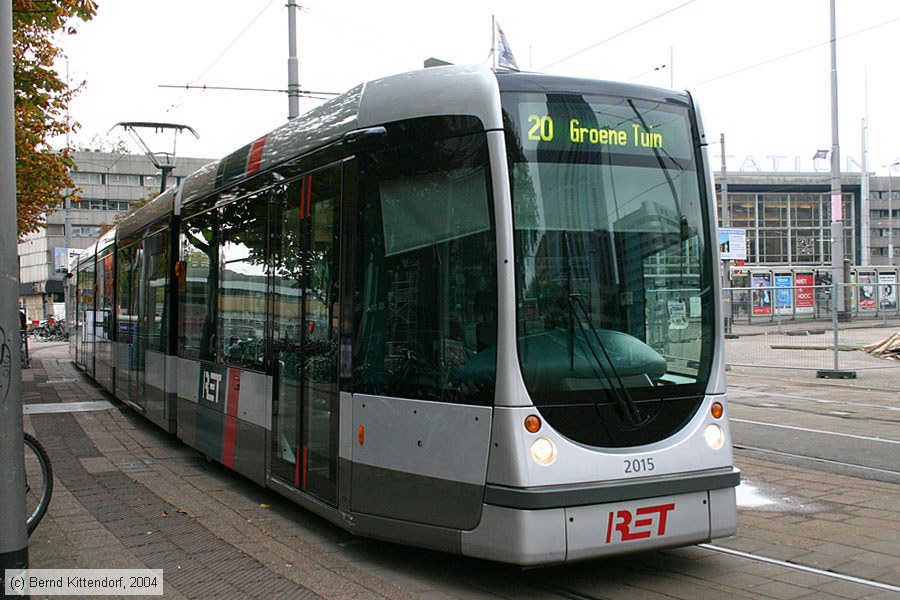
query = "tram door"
xmin=270 ymin=168 xmax=341 ymax=506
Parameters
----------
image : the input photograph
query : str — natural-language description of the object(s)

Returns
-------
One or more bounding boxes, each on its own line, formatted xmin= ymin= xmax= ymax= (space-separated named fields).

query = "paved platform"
xmin=21 ymin=345 xmax=420 ymax=600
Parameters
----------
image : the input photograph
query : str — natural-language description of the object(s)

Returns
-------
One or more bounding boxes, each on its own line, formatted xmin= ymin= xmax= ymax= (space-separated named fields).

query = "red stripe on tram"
xmin=222 ymin=369 xmax=241 ymax=468
xmin=301 ymin=446 xmax=309 ymax=490
xmin=246 ymin=135 xmax=267 ymax=174
xmin=299 ymin=176 xmax=313 ymax=219
xmin=298 ymin=178 xmax=307 ymax=219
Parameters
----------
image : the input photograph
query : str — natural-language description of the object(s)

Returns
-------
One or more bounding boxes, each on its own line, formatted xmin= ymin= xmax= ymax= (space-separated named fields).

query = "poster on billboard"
xmin=53 ymin=247 xmax=68 ymax=274
xmin=53 ymin=247 xmax=83 ymax=275
xmin=774 ymin=273 xmax=793 ymax=315
xmin=719 ymin=228 xmax=747 ymax=260
xmin=879 ymin=272 xmax=897 ymax=310
xmin=857 ymin=271 xmax=877 ymax=311
xmin=795 ymin=273 xmax=814 ymax=314
xmin=752 ymin=273 xmax=772 ymax=316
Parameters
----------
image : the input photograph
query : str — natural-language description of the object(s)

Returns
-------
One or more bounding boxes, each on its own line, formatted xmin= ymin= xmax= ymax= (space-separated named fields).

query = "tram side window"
xmin=353 ymin=130 xmax=497 ymax=405
xmin=144 ymin=230 xmax=169 ymax=353
xmin=77 ymin=258 xmax=95 ymax=344
xmin=180 ymin=209 xmax=219 ymax=361
xmin=220 ymin=195 xmax=269 ymax=370
xmin=96 ymin=252 xmax=115 ymax=341
xmin=116 ymin=245 xmax=135 ymax=347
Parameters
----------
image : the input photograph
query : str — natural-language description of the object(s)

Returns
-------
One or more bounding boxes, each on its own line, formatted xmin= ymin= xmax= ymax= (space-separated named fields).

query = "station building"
xmin=717 ymin=171 xmax=898 ymax=291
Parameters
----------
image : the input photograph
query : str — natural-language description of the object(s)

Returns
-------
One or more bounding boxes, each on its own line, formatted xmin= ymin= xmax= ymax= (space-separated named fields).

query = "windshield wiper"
xmin=568 ymin=293 xmax=648 ymax=427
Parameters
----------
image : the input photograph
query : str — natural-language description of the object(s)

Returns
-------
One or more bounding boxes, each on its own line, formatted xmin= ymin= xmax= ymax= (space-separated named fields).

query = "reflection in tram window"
xmin=220 ymin=195 xmax=268 ymax=370
xmin=180 ymin=209 xmax=218 ymax=361
xmin=353 ymin=127 xmax=497 ymax=405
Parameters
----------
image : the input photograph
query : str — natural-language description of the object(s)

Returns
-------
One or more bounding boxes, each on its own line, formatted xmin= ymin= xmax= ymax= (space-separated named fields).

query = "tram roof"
xmin=172 ymin=65 xmax=699 ymax=210
xmin=494 ymin=70 xmax=692 ymax=104
xmin=178 ymin=64 xmax=505 ymax=207
xmin=117 ymin=187 xmax=176 ymax=242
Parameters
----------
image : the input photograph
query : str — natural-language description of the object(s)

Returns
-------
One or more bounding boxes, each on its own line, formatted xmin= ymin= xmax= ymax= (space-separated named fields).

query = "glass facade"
xmin=723 ymin=190 xmax=854 ymax=265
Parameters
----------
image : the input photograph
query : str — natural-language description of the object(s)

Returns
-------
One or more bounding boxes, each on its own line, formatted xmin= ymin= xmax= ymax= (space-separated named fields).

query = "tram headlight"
xmin=704 ymin=423 xmax=725 ymax=450
xmin=530 ymin=437 xmax=557 ymax=466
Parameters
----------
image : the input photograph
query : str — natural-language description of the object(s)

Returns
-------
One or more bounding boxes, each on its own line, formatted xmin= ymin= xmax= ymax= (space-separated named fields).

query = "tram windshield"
xmin=501 ymin=85 xmax=715 ymax=446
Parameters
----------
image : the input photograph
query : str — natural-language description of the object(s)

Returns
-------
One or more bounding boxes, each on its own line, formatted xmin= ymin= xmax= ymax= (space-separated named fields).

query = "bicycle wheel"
xmin=23 ymin=432 xmax=53 ymax=536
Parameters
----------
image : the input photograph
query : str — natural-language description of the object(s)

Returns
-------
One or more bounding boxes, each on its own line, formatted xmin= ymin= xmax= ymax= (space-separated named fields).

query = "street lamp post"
xmin=888 ymin=161 xmax=900 ymax=265
xmin=1 ymin=0 xmax=30 ymax=571
xmin=827 ymin=0 xmax=845 ymax=315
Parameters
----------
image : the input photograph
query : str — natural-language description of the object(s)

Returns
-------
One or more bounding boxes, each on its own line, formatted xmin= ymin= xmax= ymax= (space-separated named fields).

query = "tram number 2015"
xmin=527 ymin=114 xmax=554 ymax=141
xmin=624 ymin=457 xmax=655 ymax=474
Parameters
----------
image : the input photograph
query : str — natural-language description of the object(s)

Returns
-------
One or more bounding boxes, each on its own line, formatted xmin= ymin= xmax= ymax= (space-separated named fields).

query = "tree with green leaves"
xmin=13 ymin=0 xmax=97 ymax=238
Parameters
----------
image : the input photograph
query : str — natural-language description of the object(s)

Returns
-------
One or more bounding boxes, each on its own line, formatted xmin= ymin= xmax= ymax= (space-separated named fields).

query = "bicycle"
xmin=32 ymin=321 xmax=67 ymax=342
xmin=23 ymin=432 xmax=53 ymax=536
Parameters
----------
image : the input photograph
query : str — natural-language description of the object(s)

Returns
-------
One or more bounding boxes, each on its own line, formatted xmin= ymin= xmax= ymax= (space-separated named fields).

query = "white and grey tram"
xmin=73 ymin=64 xmax=739 ymax=565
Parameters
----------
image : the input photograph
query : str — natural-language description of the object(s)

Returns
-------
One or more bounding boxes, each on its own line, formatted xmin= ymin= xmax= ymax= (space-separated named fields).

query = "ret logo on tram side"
xmin=203 ymin=370 xmax=223 ymax=404
xmin=604 ymin=502 xmax=676 ymax=544
xmin=198 ymin=363 xmax=228 ymax=411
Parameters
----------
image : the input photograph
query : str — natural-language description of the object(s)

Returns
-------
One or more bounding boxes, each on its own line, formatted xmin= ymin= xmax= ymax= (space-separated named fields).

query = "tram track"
xmin=731 ymin=418 xmax=900 ymax=446
xmin=529 ymin=540 xmax=900 ymax=600
xmin=729 ymin=405 xmax=900 ymax=483
xmin=727 ymin=368 xmax=900 ymax=395
xmin=734 ymin=443 xmax=900 ymax=484
xmin=730 ymin=386 xmax=900 ymax=414
xmin=532 ymin=583 xmax=609 ymax=600
xmin=699 ymin=543 xmax=900 ymax=596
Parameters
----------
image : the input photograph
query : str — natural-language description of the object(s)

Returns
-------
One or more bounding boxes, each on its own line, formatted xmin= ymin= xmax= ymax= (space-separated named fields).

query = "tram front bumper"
xmin=461 ymin=468 xmax=739 ymax=565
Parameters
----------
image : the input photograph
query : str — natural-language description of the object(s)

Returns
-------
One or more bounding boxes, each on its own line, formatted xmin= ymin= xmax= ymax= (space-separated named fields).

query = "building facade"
xmin=18 ymin=150 xmax=211 ymax=322
xmin=718 ymin=171 xmax=899 ymax=288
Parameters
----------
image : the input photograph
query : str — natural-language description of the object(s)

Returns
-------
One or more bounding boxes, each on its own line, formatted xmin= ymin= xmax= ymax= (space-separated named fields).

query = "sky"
xmin=51 ymin=0 xmax=900 ymax=175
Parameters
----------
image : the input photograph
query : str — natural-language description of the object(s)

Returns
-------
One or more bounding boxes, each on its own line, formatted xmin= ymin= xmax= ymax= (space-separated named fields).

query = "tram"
xmin=73 ymin=64 xmax=739 ymax=565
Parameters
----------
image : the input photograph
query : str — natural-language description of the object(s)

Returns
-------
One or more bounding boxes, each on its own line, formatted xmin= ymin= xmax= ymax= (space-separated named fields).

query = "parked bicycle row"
xmin=31 ymin=318 xmax=68 ymax=342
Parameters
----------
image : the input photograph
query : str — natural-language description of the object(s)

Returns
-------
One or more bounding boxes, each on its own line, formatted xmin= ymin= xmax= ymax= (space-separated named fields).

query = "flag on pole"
xmin=494 ymin=18 xmax=519 ymax=71
xmin=813 ymin=149 xmax=829 ymax=160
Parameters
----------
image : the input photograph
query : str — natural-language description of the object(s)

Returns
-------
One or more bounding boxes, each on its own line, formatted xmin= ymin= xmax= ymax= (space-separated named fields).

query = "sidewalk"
xmin=21 ymin=344 xmax=419 ymax=600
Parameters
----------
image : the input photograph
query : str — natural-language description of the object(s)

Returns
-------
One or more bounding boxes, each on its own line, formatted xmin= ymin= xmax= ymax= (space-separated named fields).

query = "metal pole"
xmin=816 ymin=0 xmax=857 ymax=379
xmin=829 ymin=0 xmax=845 ymax=313
xmin=832 ymin=281 xmax=840 ymax=371
xmin=720 ymin=134 xmax=730 ymax=228
xmin=0 ymin=0 xmax=30 ymax=573
xmin=670 ymin=46 xmax=674 ymax=88
xmin=491 ymin=15 xmax=498 ymax=70
xmin=64 ymin=196 xmax=71 ymax=263
xmin=720 ymin=134 xmax=732 ymax=333
xmin=887 ymin=162 xmax=897 ymax=267
xmin=860 ymin=118 xmax=869 ymax=266
xmin=287 ymin=0 xmax=300 ymax=120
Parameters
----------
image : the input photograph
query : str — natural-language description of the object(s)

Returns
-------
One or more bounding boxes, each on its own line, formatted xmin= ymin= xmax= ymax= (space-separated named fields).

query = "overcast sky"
xmin=53 ymin=0 xmax=900 ymax=175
